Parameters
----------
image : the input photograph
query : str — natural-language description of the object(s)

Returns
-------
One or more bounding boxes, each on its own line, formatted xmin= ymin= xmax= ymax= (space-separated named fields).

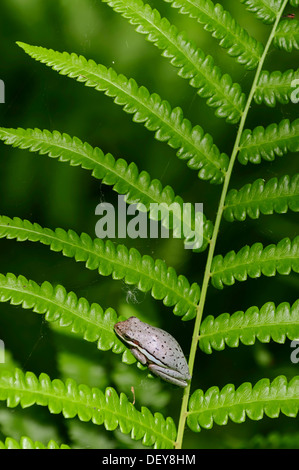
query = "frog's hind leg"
xmin=148 ymin=364 xmax=188 ymax=388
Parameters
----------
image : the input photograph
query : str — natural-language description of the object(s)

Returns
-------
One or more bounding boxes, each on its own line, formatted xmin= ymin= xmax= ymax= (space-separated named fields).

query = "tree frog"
xmin=114 ymin=317 xmax=191 ymax=387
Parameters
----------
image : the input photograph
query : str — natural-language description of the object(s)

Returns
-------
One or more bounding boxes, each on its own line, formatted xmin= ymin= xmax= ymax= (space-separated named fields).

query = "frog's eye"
xmin=122 ymin=333 xmax=131 ymax=341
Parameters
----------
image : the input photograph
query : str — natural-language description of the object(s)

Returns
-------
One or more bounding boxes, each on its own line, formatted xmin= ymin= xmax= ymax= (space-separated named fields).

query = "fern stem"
xmin=175 ymin=0 xmax=289 ymax=449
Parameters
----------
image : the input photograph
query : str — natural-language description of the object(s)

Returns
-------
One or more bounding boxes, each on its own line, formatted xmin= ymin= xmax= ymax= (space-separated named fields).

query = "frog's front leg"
xmin=130 ymin=347 xmax=148 ymax=365
xmin=148 ymin=364 xmax=189 ymax=388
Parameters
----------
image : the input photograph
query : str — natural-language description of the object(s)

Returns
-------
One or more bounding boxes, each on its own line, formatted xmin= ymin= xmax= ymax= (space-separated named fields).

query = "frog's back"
xmin=142 ymin=322 xmax=190 ymax=378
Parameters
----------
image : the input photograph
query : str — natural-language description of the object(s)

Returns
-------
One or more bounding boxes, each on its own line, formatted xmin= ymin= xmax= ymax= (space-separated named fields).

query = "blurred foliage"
xmin=0 ymin=0 xmax=298 ymax=449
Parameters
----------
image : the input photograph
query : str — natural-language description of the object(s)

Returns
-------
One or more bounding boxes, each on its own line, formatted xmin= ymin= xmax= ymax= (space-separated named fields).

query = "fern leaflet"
xmin=0 ymin=272 xmax=136 ymax=361
xmin=0 ymin=216 xmax=200 ymax=320
xmin=0 ymin=368 xmax=176 ymax=449
xmin=224 ymin=174 xmax=299 ymax=221
xmin=238 ymin=118 xmax=299 ymax=164
xmin=162 ymin=0 xmax=264 ymax=69
xmin=211 ymin=236 xmax=299 ymax=289
xmin=187 ymin=375 xmax=299 ymax=431
xmin=255 ymin=69 xmax=299 ymax=106
xmin=199 ymin=299 xmax=299 ymax=353
xmin=0 ymin=127 xmax=213 ymax=252
xmin=16 ymin=41 xmax=228 ymax=184
xmin=239 ymin=0 xmax=283 ymax=24
xmin=0 ymin=436 xmax=70 ymax=449
xmin=274 ymin=19 xmax=299 ymax=51
xmin=102 ymin=0 xmax=246 ymax=123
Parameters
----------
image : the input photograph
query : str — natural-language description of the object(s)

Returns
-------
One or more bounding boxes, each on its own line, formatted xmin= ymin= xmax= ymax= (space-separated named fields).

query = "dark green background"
xmin=0 ymin=0 xmax=298 ymax=448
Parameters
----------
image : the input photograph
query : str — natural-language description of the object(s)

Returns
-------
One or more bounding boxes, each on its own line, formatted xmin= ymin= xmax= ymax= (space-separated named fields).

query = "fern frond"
xmin=211 ymin=236 xmax=299 ymax=289
xmin=224 ymin=174 xmax=299 ymax=221
xmin=0 ymin=436 xmax=70 ymax=449
xmin=17 ymin=42 xmax=228 ymax=184
xmin=0 ymin=216 xmax=200 ymax=320
xmin=274 ymin=19 xmax=299 ymax=51
xmin=0 ymin=272 xmax=132 ymax=359
xmin=199 ymin=299 xmax=299 ymax=353
xmin=238 ymin=118 xmax=299 ymax=165
xmin=102 ymin=0 xmax=246 ymax=123
xmin=0 ymin=368 xmax=176 ymax=449
xmin=187 ymin=375 xmax=299 ymax=431
xmin=239 ymin=0 xmax=282 ymax=24
xmin=254 ymin=69 xmax=299 ymax=106
xmin=162 ymin=0 xmax=264 ymax=69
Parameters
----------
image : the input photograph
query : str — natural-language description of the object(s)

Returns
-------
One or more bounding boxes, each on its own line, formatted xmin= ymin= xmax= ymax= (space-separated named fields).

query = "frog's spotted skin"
xmin=114 ymin=316 xmax=191 ymax=387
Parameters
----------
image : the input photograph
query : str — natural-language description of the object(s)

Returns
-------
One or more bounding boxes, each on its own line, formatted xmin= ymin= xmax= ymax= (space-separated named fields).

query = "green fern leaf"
xmin=0 ymin=436 xmax=70 ymax=449
xmin=187 ymin=375 xmax=299 ymax=431
xmin=0 ymin=127 xmax=213 ymax=252
xmin=224 ymin=174 xmax=299 ymax=221
xmin=199 ymin=299 xmax=299 ymax=353
xmin=239 ymin=0 xmax=282 ymax=24
xmin=211 ymin=236 xmax=299 ymax=289
xmin=254 ymin=69 xmax=299 ymax=106
xmin=0 ymin=216 xmax=200 ymax=320
xmin=0 ymin=368 xmax=176 ymax=449
xmin=102 ymin=0 xmax=246 ymax=123
xmin=162 ymin=0 xmax=264 ymax=69
xmin=238 ymin=118 xmax=299 ymax=165
xmin=16 ymin=42 xmax=228 ymax=184
xmin=274 ymin=19 xmax=299 ymax=51
xmin=0 ymin=272 xmax=131 ymax=358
